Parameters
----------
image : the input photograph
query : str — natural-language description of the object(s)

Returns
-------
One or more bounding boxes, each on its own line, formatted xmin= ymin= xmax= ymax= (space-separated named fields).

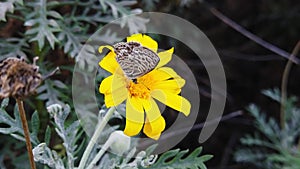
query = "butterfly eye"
xmin=33 ymin=66 xmax=39 ymax=72
xmin=20 ymin=57 xmax=26 ymax=62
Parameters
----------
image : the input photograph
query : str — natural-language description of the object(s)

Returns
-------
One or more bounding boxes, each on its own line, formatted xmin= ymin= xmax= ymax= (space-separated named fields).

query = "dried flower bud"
xmin=0 ymin=57 xmax=42 ymax=99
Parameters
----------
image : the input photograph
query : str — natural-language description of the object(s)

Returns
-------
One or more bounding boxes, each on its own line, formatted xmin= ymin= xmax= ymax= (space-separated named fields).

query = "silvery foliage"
xmin=0 ymin=0 xmax=149 ymax=106
xmin=0 ymin=0 xmax=148 ymax=61
xmin=235 ymin=89 xmax=300 ymax=169
xmin=0 ymin=98 xmax=40 ymax=145
xmin=33 ymin=104 xmax=81 ymax=169
xmin=0 ymin=98 xmax=211 ymax=168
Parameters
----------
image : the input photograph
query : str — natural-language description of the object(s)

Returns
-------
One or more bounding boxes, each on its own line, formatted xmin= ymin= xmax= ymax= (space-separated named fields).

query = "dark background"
xmin=151 ymin=0 xmax=300 ymax=169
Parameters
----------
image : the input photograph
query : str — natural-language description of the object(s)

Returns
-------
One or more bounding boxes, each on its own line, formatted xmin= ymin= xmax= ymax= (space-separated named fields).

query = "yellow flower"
xmin=98 ymin=34 xmax=191 ymax=140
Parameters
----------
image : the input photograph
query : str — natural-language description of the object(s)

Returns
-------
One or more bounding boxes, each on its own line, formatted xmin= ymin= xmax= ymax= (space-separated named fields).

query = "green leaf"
xmin=145 ymin=147 xmax=212 ymax=169
xmin=47 ymin=104 xmax=80 ymax=169
xmin=0 ymin=101 xmax=39 ymax=145
xmin=57 ymin=22 xmax=84 ymax=58
xmin=24 ymin=0 xmax=61 ymax=50
xmin=0 ymin=38 xmax=29 ymax=59
xmin=31 ymin=111 xmax=40 ymax=135
xmin=37 ymin=79 xmax=68 ymax=106
xmin=262 ymin=88 xmax=281 ymax=102
xmin=236 ymin=90 xmax=300 ymax=169
xmin=45 ymin=125 xmax=51 ymax=146
xmin=0 ymin=1 xmax=14 ymax=22
xmin=145 ymin=144 xmax=158 ymax=156
xmin=118 ymin=14 xmax=149 ymax=34
xmin=1 ymin=98 xmax=9 ymax=108
xmin=33 ymin=143 xmax=65 ymax=169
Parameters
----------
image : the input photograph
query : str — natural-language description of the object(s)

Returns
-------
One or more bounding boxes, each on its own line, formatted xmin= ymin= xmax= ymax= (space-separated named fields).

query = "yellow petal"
xmin=141 ymin=98 xmax=165 ymax=140
xmin=99 ymin=51 xmax=121 ymax=74
xmin=151 ymin=79 xmax=185 ymax=94
xmin=141 ymin=98 xmax=162 ymax=123
xmin=99 ymin=75 xmax=128 ymax=107
xmin=156 ymin=47 xmax=174 ymax=68
xmin=126 ymin=34 xmax=143 ymax=43
xmin=142 ymin=68 xmax=185 ymax=94
xmin=98 ymin=45 xmax=115 ymax=54
xmin=99 ymin=74 xmax=127 ymax=94
xmin=157 ymin=67 xmax=181 ymax=78
xmin=143 ymin=116 xmax=165 ymax=140
xmin=151 ymin=89 xmax=191 ymax=116
xmin=144 ymin=68 xmax=174 ymax=83
xmin=127 ymin=34 xmax=158 ymax=52
xmin=103 ymin=92 xmax=127 ymax=107
xmin=124 ymin=97 xmax=144 ymax=136
xmin=141 ymin=67 xmax=181 ymax=87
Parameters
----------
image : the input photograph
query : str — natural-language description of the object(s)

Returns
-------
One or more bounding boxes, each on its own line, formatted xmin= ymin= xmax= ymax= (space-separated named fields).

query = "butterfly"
xmin=0 ymin=57 xmax=42 ymax=99
xmin=113 ymin=42 xmax=160 ymax=81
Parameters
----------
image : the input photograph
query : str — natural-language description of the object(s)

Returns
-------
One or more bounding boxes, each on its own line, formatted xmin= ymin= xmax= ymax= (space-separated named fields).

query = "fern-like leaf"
xmin=37 ymin=79 xmax=68 ymax=106
xmin=0 ymin=98 xmax=40 ymax=145
xmin=33 ymin=143 xmax=65 ymax=169
xmin=0 ymin=38 xmax=29 ymax=59
xmin=0 ymin=0 xmax=23 ymax=22
xmin=57 ymin=22 xmax=84 ymax=58
xmin=24 ymin=0 xmax=61 ymax=50
xmin=47 ymin=104 xmax=80 ymax=169
xmin=145 ymin=147 xmax=212 ymax=169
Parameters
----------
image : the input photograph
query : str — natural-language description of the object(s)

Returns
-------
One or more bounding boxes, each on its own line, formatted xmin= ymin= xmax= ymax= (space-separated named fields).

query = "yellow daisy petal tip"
xmin=127 ymin=34 xmax=158 ymax=52
xmin=123 ymin=130 xmax=135 ymax=137
xmin=126 ymin=33 xmax=142 ymax=42
xmin=156 ymin=48 xmax=175 ymax=68
xmin=181 ymin=98 xmax=191 ymax=116
xmin=98 ymin=45 xmax=114 ymax=53
xmin=145 ymin=132 xmax=161 ymax=140
xmin=104 ymin=102 xmax=112 ymax=108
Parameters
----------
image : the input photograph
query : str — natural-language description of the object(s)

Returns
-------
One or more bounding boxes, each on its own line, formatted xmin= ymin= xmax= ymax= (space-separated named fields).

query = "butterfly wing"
xmin=114 ymin=42 xmax=160 ymax=79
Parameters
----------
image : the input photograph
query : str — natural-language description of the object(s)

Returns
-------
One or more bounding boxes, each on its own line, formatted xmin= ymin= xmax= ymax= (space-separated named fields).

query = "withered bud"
xmin=0 ymin=57 xmax=42 ymax=99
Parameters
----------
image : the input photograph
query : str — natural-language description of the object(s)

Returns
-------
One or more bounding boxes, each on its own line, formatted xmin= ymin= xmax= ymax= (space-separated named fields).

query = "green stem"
xmin=78 ymin=107 xmax=116 ymax=169
xmin=280 ymin=41 xmax=300 ymax=129
xmin=86 ymin=140 xmax=112 ymax=169
xmin=47 ymin=0 xmax=92 ymax=8
xmin=16 ymin=99 xmax=36 ymax=169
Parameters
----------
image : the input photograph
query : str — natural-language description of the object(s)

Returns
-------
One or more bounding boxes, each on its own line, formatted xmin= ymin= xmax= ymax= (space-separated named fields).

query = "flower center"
xmin=127 ymin=81 xmax=150 ymax=99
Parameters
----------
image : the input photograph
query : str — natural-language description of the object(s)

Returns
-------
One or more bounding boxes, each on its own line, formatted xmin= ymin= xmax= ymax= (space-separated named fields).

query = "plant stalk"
xmin=280 ymin=41 xmax=300 ymax=129
xmin=86 ymin=140 xmax=111 ymax=169
xmin=16 ymin=99 xmax=36 ymax=169
xmin=78 ymin=107 xmax=116 ymax=169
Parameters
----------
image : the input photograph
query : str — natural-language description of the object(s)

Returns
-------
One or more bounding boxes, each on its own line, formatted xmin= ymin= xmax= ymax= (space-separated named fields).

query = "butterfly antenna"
xmin=42 ymin=67 xmax=60 ymax=80
xmin=33 ymin=56 xmax=39 ymax=65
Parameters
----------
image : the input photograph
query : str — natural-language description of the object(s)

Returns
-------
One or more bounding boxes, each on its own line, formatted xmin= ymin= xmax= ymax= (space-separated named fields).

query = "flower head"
xmin=0 ymin=57 xmax=41 ymax=99
xmin=99 ymin=34 xmax=191 ymax=140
